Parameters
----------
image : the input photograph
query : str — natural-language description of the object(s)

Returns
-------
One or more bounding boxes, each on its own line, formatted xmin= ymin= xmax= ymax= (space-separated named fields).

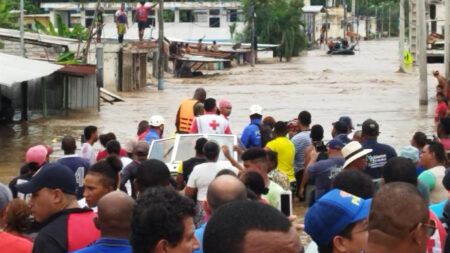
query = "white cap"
xmin=249 ymin=104 xmax=263 ymax=115
xmin=149 ymin=115 xmax=165 ymax=127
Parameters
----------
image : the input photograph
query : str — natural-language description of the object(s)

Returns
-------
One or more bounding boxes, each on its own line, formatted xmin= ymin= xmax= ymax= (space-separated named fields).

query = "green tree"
xmin=241 ymin=0 xmax=306 ymax=61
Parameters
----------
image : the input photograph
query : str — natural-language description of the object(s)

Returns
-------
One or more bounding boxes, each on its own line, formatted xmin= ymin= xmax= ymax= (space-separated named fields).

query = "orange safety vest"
xmin=178 ymin=99 xmax=197 ymax=132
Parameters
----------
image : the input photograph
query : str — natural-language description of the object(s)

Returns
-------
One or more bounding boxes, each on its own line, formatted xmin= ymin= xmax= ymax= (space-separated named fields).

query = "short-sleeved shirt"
xmin=361 ymin=140 xmax=397 ymax=179
xmin=307 ymin=157 xmax=345 ymax=199
xmin=144 ymin=128 xmax=160 ymax=144
xmin=57 ymin=155 xmax=90 ymax=200
xmin=0 ymin=232 xmax=33 ymax=253
xmin=291 ymin=131 xmax=312 ymax=172
xmin=80 ymin=143 xmax=96 ymax=166
xmin=177 ymin=157 xmax=207 ymax=182
xmin=115 ymin=10 xmax=127 ymax=24
xmin=262 ymin=180 xmax=284 ymax=209
xmin=266 ymin=136 xmax=295 ymax=182
xmin=186 ymin=162 xmax=238 ymax=201
xmin=268 ymin=169 xmax=291 ymax=191
xmin=135 ymin=5 xmax=152 ymax=21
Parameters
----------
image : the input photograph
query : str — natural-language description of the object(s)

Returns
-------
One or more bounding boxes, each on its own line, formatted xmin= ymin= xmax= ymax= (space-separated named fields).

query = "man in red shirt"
xmin=435 ymin=92 xmax=447 ymax=124
xmin=134 ymin=1 xmax=158 ymax=41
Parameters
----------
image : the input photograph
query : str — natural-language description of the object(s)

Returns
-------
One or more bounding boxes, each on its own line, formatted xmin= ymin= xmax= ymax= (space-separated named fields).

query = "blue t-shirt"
xmin=307 ymin=157 xmax=345 ymax=200
xmin=57 ymin=155 xmax=90 ymax=200
xmin=362 ymin=139 xmax=397 ymax=179
xmin=71 ymin=238 xmax=131 ymax=253
xmin=291 ymin=131 xmax=312 ymax=172
xmin=193 ymin=222 xmax=206 ymax=253
xmin=144 ymin=128 xmax=160 ymax=144
xmin=240 ymin=118 xmax=262 ymax=148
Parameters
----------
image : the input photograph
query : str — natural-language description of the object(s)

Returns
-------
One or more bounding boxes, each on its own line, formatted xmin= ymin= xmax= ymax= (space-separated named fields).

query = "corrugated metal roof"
xmin=58 ymin=64 xmax=96 ymax=77
xmin=0 ymin=53 xmax=63 ymax=87
xmin=0 ymin=28 xmax=78 ymax=47
xmin=302 ymin=5 xmax=325 ymax=13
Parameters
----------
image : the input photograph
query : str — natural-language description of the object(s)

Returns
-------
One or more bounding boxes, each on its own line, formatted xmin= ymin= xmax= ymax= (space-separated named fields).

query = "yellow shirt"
xmin=266 ymin=136 xmax=295 ymax=182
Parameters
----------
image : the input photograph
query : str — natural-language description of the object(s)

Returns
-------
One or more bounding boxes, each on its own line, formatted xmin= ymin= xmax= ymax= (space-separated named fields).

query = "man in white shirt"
xmin=189 ymin=98 xmax=231 ymax=134
xmin=185 ymin=141 xmax=238 ymax=202
xmin=80 ymin=125 xmax=98 ymax=165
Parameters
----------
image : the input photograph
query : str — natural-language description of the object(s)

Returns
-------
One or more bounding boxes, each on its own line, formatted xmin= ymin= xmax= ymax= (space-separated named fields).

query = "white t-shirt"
xmin=80 ymin=143 xmax=96 ymax=165
xmin=186 ymin=162 xmax=238 ymax=201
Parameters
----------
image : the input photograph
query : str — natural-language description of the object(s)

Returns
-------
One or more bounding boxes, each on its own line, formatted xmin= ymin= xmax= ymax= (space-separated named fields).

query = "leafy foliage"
xmin=34 ymin=14 xmax=89 ymax=40
xmin=241 ymin=0 xmax=307 ymax=61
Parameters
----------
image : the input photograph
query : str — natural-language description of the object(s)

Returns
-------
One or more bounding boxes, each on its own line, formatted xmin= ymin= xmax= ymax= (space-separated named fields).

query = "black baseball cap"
xmin=362 ymin=119 xmax=380 ymax=136
xmin=16 ymin=163 xmax=77 ymax=195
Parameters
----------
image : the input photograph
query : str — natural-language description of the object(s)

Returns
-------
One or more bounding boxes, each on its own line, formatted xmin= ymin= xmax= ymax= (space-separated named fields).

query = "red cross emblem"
xmin=209 ymin=120 xmax=220 ymax=130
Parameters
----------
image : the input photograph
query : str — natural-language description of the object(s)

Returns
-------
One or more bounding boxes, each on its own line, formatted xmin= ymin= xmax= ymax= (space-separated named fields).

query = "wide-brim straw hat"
xmin=342 ymin=141 xmax=373 ymax=169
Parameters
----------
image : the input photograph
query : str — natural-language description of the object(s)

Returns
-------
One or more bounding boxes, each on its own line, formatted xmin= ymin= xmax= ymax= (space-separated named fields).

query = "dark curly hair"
xmin=130 ymin=187 xmax=196 ymax=253
xmin=88 ymin=155 xmax=122 ymax=189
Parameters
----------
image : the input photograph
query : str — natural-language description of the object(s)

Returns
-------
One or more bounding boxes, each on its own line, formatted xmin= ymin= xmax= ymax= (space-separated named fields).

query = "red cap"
xmin=25 ymin=145 xmax=48 ymax=166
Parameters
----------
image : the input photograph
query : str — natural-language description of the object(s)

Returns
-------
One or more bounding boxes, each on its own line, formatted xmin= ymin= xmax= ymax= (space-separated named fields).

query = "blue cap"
xmin=327 ymin=139 xmax=344 ymax=150
xmin=16 ymin=163 xmax=77 ymax=195
xmin=304 ymin=189 xmax=372 ymax=245
xmin=339 ymin=116 xmax=354 ymax=130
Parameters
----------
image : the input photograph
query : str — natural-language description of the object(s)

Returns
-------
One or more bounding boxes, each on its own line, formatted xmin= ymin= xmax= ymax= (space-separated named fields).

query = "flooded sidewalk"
xmin=0 ymin=39 xmax=440 ymax=185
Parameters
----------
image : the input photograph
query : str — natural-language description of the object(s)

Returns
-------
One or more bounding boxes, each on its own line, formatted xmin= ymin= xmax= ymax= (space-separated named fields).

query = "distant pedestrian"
xmin=96 ymin=132 xmax=128 ymax=161
xmin=189 ymin=98 xmax=231 ymax=134
xmin=81 ymin=125 xmax=98 ymax=165
xmin=240 ymin=104 xmax=263 ymax=148
xmin=16 ymin=163 xmax=100 ymax=253
xmin=57 ymin=135 xmax=90 ymax=200
xmin=291 ymin=111 xmax=312 ymax=198
xmin=134 ymin=1 xmax=158 ymax=41
xmin=435 ymin=92 xmax=447 ymax=124
xmin=120 ymin=141 xmax=149 ymax=197
xmin=72 ymin=191 xmax=134 ymax=253
xmin=137 ymin=120 xmax=150 ymax=141
xmin=433 ymin=70 xmax=449 ymax=98
xmin=218 ymin=99 xmax=232 ymax=121
xmin=115 ymin=3 xmax=128 ymax=43
xmin=176 ymin=88 xmax=207 ymax=133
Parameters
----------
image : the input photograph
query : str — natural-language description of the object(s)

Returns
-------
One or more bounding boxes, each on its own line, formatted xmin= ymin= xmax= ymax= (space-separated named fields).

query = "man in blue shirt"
xmin=194 ymin=175 xmax=247 ymax=253
xmin=361 ymin=118 xmax=397 ymax=179
xmin=72 ymin=191 xmax=134 ymax=253
xmin=145 ymin=115 xmax=165 ymax=144
xmin=240 ymin=104 xmax=263 ymax=148
xmin=57 ymin=135 xmax=90 ymax=200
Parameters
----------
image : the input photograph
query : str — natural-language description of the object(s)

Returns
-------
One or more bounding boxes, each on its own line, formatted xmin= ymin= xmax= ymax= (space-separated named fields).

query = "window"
xmin=209 ymin=9 xmax=220 ymax=15
xmin=194 ymin=10 xmax=208 ymax=23
xmin=180 ymin=10 xmax=194 ymax=22
xmin=163 ymin=10 xmax=175 ymax=22
xmin=228 ymin=9 xmax=237 ymax=22
xmin=209 ymin=17 xmax=220 ymax=27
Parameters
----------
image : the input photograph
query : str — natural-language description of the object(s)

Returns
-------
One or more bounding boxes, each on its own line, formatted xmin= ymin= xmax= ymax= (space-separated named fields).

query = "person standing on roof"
xmin=176 ymin=88 xmax=207 ymax=133
xmin=145 ymin=115 xmax=165 ymax=144
xmin=115 ymin=3 xmax=128 ymax=43
xmin=96 ymin=7 xmax=104 ymax=43
xmin=240 ymin=104 xmax=263 ymax=148
xmin=189 ymin=98 xmax=231 ymax=134
xmin=134 ymin=1 xmax=158 ymax=41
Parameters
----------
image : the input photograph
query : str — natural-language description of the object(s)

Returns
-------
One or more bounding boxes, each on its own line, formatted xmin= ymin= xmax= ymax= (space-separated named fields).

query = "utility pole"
xmin=157 ymin=0 xmax=164 ymax=90
xmin=398 ymin=0 xmax=405 ymax=72
xmin=381 ymin=6 xmax=384 ymax=37
xmin=388 ymin=6 xmax=391 ymax=37
xmin=343 ymin=0 xmax=347 ymax=38
xmin=444 ymin=0 xmax=450 ymax=82
xmin=19 ymin=0 xmax=25 ymax=57
xmin=375 ymin=7 xmax=378 ymax=39
xmin=417 ymin=0 xmax=427 ymax=105
xmin=250 ymin=2 xmax=255 ymax=67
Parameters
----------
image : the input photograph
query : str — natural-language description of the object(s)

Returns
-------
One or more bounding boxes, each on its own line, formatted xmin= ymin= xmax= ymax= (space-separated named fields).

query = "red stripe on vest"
xmin=67 ymin=211 xmax=100 ymax=252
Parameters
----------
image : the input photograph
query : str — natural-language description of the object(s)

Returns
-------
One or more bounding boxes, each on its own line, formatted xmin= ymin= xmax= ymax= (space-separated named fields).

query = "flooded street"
xmin=0 ymin=40 xmax=442 ymax=230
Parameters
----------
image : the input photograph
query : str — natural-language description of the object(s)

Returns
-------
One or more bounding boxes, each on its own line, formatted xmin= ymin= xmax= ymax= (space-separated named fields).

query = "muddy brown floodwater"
xmin=0 ymin=39 xmax=443 ymax=243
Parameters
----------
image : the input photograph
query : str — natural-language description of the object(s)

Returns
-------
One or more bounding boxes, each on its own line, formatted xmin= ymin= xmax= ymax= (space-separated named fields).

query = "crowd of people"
xmin=2 ymin=86 xmax=450 ymax=253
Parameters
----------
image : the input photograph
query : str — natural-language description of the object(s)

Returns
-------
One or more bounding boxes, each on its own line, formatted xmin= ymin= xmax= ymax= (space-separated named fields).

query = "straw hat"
xmin=342 ymin=141 xmax=373 ymax=169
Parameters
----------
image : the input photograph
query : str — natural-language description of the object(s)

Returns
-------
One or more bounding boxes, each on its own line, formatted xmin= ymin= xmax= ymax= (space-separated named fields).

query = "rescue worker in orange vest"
xmin=175 ymin=88 xmax=207 ymax=133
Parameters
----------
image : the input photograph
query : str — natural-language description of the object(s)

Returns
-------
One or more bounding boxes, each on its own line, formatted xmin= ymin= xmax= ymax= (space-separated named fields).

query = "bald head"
xmin=207 ymin=175 xmax=247 ymax=211
xmin=61 ymin=135 xmax=76 ymax=154
xmin=193 ymin=88 xmax=207 ymax=102
xmin=96 ymin=191 xmax=135 ymax=238
xmin=369 ymin=182 xmax=428 ymax=240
